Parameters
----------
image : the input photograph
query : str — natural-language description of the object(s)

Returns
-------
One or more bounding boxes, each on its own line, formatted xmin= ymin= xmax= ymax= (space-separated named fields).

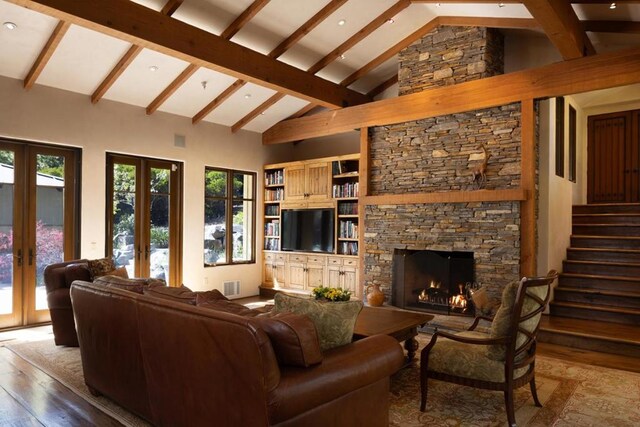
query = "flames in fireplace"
xmin=417 ymin=281 xmax=470 ymax=314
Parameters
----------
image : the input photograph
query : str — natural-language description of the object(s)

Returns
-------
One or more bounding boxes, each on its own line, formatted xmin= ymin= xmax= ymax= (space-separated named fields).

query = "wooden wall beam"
xmin=520 ymin=98 xmax=536 ymax=277
xmin=358 ymin=127 xmax=370 ymax=290
xmin=362 ymin=189 xmax=527 ymax=205
xmin=8 ymin=0 xmax=371 ymax=109
xmin=522 ymin=0 xmax=595 ymax=59
xmin=23 ymin=20 xmax=70 ymax=90
xmin=263 ymin=46 xmax=640 ymax=144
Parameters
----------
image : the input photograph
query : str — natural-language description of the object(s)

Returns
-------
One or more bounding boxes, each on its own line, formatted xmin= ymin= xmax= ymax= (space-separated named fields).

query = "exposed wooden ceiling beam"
xmin=231 ymin=92 xmax=285 ymax=132
xmin=522 ymin=0 xmax=595 ymax=59
xmin=146 ymin=64 xmax=198 ymax=115
xmin=92 ymin=0 xmax=181 ymax=104
xmin=438 ymin=16 xmax=540 ymax=30
xmin=220 ymin=0 xmax=270 ymax=40
xmin=8 ymin=0 xmax=371 ymax=109
xmin=23 ymin=20 xmax=70 ymax=90
xmin=263 ymin=45 xmax=640 ymax=144
xmin=192 ymin=79 xmax=246 ymax=124
xmin=583 ymin=20 xmax=640 ymax=33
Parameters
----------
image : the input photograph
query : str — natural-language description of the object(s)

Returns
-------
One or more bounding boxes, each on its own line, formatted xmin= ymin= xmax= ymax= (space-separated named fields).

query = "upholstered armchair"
xmin=420 ymin=270 xmax=558 ymax=427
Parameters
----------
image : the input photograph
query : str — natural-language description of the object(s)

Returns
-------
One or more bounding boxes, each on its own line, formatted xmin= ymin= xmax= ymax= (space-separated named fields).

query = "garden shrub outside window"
xmin=204 ymin=167 xmax=256 ymax=266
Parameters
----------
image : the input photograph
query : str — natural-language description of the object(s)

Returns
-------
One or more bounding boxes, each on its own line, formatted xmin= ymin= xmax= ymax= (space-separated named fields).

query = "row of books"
xmin=265 ymin=205 xmax=280 ymax=216
xmin=265 ymin=188 xmax=284 ymax=201
xmin=339 ymin=241 xmax=358 ymax=256
xmin=265 ymin=169 xmax=284 ymax=186
xmin=332 ymin=182 xmax=359 ymax=198
xmin=338 ymin=201 xmax=358 ymax=215
xmin=264 ymin=237 xmax=279 ymax=251
xmin=264 ymin=220 xmax=280 ymax=237
xmin=339 ymin=220 xmax=358 ymax=239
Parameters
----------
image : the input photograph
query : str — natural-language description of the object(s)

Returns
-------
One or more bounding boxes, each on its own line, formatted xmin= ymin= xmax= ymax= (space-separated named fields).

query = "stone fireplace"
xmin=363 ymin=26 xmax=532 ymax=309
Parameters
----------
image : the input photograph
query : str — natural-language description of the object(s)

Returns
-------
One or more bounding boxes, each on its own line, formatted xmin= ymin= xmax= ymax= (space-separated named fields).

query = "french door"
xmin=106 ymin=154 xmax=182 ymax=286
xmin=0 ymin=140 xmax=80 ymax=329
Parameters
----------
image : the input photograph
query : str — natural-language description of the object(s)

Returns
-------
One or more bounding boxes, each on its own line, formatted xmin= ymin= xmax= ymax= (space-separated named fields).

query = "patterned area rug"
xmin=6 ymin=334 xmax=640 ymax=426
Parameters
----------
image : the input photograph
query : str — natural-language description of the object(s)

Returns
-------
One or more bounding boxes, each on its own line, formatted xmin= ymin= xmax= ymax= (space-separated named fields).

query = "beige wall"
xmin=290 ymin=131 xmax=360 ymax=161
xmin=0 ymin=76 xmax=292 ymax=296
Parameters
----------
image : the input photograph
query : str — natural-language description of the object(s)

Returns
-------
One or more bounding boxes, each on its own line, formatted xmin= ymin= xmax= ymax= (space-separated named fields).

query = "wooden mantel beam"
xmin=263 ymin=46 xmax=640 ymax=144
xmin=7 ymin=0 xmax=371 ymax=109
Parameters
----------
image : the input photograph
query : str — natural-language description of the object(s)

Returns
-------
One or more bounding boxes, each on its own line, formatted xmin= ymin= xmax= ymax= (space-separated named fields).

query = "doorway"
xmin=587 ymin=109 xmax=640 ymax=203
xmin=0 ymin=140 xmax=80 ymax=329
xmin=106 ymin=154 xmax=183 ymax=286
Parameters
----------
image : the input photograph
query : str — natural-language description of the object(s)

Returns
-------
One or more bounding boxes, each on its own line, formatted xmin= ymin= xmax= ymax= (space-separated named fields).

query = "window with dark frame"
xmin=568 ymin=105 xmax=577 ymax=182
xmin=555 ymin=97 xmax=565 ymax=178
xmin=204 ymin=167 xmax=256 ymax=266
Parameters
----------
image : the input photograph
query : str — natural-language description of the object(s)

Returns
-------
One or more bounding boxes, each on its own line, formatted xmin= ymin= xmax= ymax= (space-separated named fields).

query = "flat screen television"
xmin=281 ymin=208 xmax=334 ymax=253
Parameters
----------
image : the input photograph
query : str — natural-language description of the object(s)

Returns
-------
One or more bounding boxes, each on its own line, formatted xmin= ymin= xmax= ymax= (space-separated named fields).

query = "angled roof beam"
xmin=148 ymin=0 xmax=267 ymax=115
xmin=231 ymin=0 xmax=410 ymax=132
xmin=522 ymin=0 xmax=595 ymax=59
xmin=194 ymin=0 xmax=348 ymax=125
xmin=193 ymin=80 xmax=246 ymax=124
xmin=92 ymin=0 xmax=182 ymax=104
xmin=438 ymin=16 xmax=540 ymax=29
xmin=24 ymin=20 xmax=70 ymax=89
xmin=263 ymin=45 xmax=640 ymax=144
xmin=7 ymin=0 xmax=371 ymax=109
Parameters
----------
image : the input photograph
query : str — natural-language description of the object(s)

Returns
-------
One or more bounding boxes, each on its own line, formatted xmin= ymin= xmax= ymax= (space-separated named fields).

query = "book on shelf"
xmin=264 ymin=220 xmax=280 ymax=237
xmin=338 ymin=201 xmax=358 ymax=215
xmin=340 ymin=241 xmax=358 ymax=256
xmin=265 ymin=169 xmax=284 ymax=186
xmin=332 ymin=182 xmax=359 ymax=198
xmin=265 ymin=205 xmax=280 ymax=216
xmin=265 ymin=188 xmax=284 ymax=201
xmin=264 ymin=237 xmax=279 ymax=251
xmin=339 ymin=220 xmax=358 ymax=239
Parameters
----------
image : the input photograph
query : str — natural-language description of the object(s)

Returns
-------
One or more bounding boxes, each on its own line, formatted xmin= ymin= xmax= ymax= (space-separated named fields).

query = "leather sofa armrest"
xmin=267 ymin=334 xmax=404 ymax=424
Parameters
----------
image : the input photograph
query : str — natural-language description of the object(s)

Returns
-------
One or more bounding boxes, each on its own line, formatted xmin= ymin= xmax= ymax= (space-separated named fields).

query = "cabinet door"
xmin=274 ymin=261 xmax=286 ymax=287
xmin=305 ymin=162 xmax=329 ymax=200
xmin=306 ymin=264 xmax=325 ymax=289
xmin=327 ymin=265 xmax=342 ymax=288
xmin=342 ymin=265 xmax=358 ymax=295
xmin=288 ymin=262 xmax=306 ymax=289
xmin=263 ymin=262 xmax=275 ymax=286
xmin=285 ymin=165 xmax=306 ymax=200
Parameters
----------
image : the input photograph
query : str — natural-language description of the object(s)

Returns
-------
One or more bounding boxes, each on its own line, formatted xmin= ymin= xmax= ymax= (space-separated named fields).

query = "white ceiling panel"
xmin=172 ymin=0 xmax=255 ymax=36
xmin=203 ymin=82 xmax=277 ymax=126
xmin=573 ymin=3 xmax=640 ymax=21
xmin=37 ymin=25 xmax=131 ymax=95
xmin=158 ymin=67 xmax=239 ymax=117
xmin=414 ymin=3 xmax=532 ymax=19
xmin=0 ymin=1 xmax=58 ymax=79
xmin=130 ymin=0 xmax=165 ymax=12
xmin=103 ymin=49 xmax=190 ymax=107
xmin=243 ymin=95 xmax=309 ymax=133
xmin=588 ymin=33 xmax=640 ymax=53
xmin=349 ymin=57 xmax=397 ymax=94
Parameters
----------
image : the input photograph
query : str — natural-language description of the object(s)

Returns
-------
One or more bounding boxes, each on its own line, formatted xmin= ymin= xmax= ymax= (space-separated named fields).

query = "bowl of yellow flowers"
xmin=311 ymin=286 xmax=351 ymax=302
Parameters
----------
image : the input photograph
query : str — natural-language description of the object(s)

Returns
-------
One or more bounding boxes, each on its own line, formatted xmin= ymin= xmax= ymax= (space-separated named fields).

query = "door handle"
xmin=145 ymin=245 xmax=150 ymax=260
xmin=137 ymin=245 xmax=142 ymax=260
xmin=28 ymin=248 xmax=34 ymax=266
xmin=14 ymin=249 xmax=22 ymax=267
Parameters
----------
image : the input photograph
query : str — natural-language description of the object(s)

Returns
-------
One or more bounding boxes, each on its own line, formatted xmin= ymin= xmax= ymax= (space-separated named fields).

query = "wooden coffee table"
xmin=353 ymin=306 xmax=434 ymax=362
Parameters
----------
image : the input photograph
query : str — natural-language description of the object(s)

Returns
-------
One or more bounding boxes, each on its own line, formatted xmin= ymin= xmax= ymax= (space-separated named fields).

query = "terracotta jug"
xmin=365 ymin=283 xmax=385 ymax=307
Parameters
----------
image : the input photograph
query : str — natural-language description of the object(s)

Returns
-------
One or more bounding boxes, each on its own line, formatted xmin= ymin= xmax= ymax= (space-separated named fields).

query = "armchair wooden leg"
xmin=504 ymin=389 xmax=516 ymax=427
xmin=530 ymin=376 xmax=542 ymax=407
xmin=420 ymin=370 xmax=428 ymax=412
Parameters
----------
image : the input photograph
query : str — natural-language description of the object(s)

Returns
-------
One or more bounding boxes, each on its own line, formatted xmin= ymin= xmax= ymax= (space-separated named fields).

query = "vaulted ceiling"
xmin=1 ymin=0 xmax=639 ymax=134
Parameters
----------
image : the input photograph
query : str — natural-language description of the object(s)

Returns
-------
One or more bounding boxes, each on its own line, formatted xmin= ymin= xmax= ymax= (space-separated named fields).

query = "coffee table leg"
xmin=404 ymin=337 xmax=419 ymax=362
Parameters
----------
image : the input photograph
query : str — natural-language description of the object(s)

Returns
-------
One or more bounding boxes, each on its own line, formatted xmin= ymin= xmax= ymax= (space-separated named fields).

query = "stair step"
xmin=559 ymin=273 xmax=640 ymax=292
xmin=549 ymin=301 xmax=640 ymax=325
xmin=538 ymin=315 xmax=640 ymax=358
xmin=563 ymin=259 xmax=640 ymax=277
xmin=554 ymin=287 xmax=640 ymax=310
xmin=573 ymin=203 xmax=640 ymax=214
xmin=572 ymin=213 xmax=640 ymax=224
xmin=570 ymin=235 xmax=640 ymax=249
xmin=566 ymin=248 xmax=640 ymax=263
xmin=572 ymin=224 xmax=640 ymax=236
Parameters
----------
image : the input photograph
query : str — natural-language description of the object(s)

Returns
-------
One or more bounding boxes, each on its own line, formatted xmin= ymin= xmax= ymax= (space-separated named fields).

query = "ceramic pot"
xmin=365 ymin=283 xmax=385 ymax=307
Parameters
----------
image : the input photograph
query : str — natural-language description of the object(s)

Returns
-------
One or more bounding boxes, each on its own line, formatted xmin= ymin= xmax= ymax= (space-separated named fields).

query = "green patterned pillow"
xmin=272 ymin=293 xmax=363 ymax=351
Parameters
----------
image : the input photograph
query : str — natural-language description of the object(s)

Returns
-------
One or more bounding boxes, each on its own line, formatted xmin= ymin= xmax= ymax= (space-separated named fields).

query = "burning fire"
xmin=450 ymin=294 xmax=467 ymax=309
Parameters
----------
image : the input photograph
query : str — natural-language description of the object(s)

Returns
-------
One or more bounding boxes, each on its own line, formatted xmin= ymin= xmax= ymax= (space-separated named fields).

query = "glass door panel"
xmin=0 ymin=148 xmax=19 ymax=326
xmin=149 ymin=166 xmax=170 ymax=281
xmin=112 ymin=163 xmax=138 ymax=278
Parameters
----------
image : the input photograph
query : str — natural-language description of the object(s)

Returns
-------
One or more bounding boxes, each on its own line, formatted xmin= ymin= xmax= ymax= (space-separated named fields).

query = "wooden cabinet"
xmin=327 ymin=257 xmax=358 ymax=295
xmin=263 ymin=252 xmax=285 ymax=288
xmin=285 ymin=161 xmax=330 ymax=200
xmin=287 ymin=254 xmax=325 ymax=290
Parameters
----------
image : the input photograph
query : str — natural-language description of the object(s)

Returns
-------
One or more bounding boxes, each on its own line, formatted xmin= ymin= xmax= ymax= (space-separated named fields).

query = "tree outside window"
xmin=204 ymin=168 xmax=255 ymax=266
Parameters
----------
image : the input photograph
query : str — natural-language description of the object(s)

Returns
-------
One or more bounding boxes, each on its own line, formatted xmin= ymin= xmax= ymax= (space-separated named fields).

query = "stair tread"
xmin=560 ymin=272 xmax=640 ymax=282
xmin=571 ymin=234 xmax=640 ymax=240
xmin=573 ymin=203 xmax=640 ymax=207
xmin=564 ymin=259 xmax=640 ymax=267
xmin=550 ymin=300 xmax=640 ymax=315
xmin=540 ymin=315 xmax=640 ymax=345
xmin=556 ymin=287 xmax=640 ymax=298
xmin=568 ymin=247 xmax=640 ymax=254
xmin=573 ymin=213 xmax=640 ymax=217
xmin=573 ymin=223 xmax=640 ymax=226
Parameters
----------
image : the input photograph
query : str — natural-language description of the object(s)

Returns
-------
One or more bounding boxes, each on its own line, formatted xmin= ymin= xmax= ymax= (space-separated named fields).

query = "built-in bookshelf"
xmin=264 ymin=167 xmax=284 ymax=250
xmin=332 ymin=158 xmax=359 ymax=256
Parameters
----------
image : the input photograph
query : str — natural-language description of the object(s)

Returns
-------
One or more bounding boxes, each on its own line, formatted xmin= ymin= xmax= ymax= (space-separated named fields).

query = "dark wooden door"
xmin=588 ymin=110 xmax=639 ymax=203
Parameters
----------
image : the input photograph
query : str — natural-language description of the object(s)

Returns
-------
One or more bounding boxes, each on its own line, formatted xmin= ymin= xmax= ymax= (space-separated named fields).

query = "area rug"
xmin=6 ymin=335 xmax=640 ymax=426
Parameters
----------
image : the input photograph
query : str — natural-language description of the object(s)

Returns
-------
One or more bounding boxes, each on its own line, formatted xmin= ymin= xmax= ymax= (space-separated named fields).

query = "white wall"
xmin=0 ymin=76 xmax=293 ymax=296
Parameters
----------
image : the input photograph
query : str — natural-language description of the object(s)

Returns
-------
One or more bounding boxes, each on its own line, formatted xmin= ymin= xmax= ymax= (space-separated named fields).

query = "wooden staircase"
xmin=538 ymin=203 xmax=640 ymax=358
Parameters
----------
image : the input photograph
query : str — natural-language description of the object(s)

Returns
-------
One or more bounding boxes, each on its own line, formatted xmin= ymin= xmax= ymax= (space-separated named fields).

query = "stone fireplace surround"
xmin=362 ymin=26 xmax=530 ymax=306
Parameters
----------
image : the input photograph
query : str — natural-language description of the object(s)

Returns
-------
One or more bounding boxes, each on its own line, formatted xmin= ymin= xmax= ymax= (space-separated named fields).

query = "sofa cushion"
xmin=195 ymin=289 xmax=229 ymax=304
xmin=87 ymin=257 xmax=116 ymax=280
xmin=197 ymin=298 xmax=261 ymax=317
xmin=143 ymin=285 xmax=197 ymax=305
xmin=250 ymin=312 xmax=322 ymax=367
xmin=94 ymin=275 xmax=165 ymax=294
xmin=104 ymin=266 xmax=129 ymax=278
xmin=64 ymin=263 xmax=91 ymax=286
xmin=272 ymin=293 xmax=363 ymax=351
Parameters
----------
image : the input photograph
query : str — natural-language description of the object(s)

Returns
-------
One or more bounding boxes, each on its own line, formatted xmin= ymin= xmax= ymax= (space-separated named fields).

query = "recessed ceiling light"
xmin=148 ymin=65 xmax=159 ymax=72
xmin=337 ymin=19 xmax=346 ymax=26
xmin=435 ymin=3 xmax=441 ymax=7
xmin=386 ymin=18 xmax=395 ymax=24
xmin=260 ymin=112 xmax=266 ymax=115
xmin=498 ymin=3 xmax=505 ymax=7
xmin=244 ymin=93 xmax=252 ymax=99
xmin=610 ymin=2 xmax=617 ymax=9
xmin=3 ymin=22 xmax=17 ymax=30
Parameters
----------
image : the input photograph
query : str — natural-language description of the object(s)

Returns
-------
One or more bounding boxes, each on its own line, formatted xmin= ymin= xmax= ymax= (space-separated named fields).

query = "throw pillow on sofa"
xmin=87 ymin=257 xmax=116 ymax=280
xmin=64 ymin=262 xmax=91 ymax=285
xmin=272 ymin=293 xmax=363 ymax=351
xmin=143 ymin=284 xmax=197 ymax=304
xmin=94 ymin=275 xmax=165 ymax=294
xmin=195 ymin=289 xmax=229 ymax=304
xmin=196 ymin=298 xmax=260 ymax=317
xmin=250 ymin=312 xmax=323 ymax=367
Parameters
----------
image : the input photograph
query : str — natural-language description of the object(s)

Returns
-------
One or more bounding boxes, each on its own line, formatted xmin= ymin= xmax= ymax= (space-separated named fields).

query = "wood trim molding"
xmin=362 ymin=189 xmax=527 ymax=205
xmin=8 ymin=0 xmax=371 ymax=109
xmin=220 ymin=0 xmax=270 ymax=40
xmin=23 ymin=20 xmax=70 ymax=90
xmin=520 ymin=98 xmax=536 ymax=277
xmin=263 ymin=46 xmax=640 ymax=144
xmin=358 ymin=127 xmax=369 ymax=290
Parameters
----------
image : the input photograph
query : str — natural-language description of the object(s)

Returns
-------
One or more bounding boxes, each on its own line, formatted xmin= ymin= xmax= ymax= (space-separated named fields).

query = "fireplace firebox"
xmin=392 ymin=249 xmax=475 ymax=316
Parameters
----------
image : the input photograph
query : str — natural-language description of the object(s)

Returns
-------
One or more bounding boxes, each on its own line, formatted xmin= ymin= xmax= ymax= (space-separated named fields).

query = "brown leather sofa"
xmin=43 ymin=259 xmax=90 ymax=346
xmin=70 ymin=280 xmax=405 ymax=427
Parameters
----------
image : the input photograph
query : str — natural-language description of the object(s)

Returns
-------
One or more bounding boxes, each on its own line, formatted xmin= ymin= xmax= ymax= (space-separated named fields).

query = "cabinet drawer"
xmin=264 ymin=252 xmax=276 ymax=262
xmin=343 ymin=258 xmax=358 ymax=267
xmin=327 ymin=257 xmax=342 ymax=266
xmin=288 ymin=254 xmax=307 ymax=263
xmin=306 ymin=255 xmax=325 ymax=265
xmin=275 ymin=254 xmax=286 ymax=262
